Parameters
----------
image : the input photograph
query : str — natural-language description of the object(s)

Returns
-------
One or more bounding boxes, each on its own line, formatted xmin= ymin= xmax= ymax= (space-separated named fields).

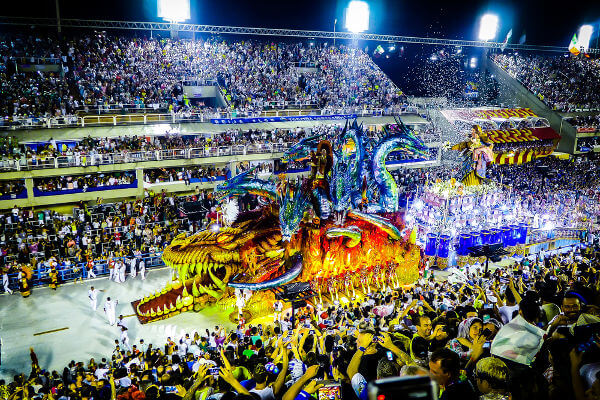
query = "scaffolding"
xmin=1 ymin=16 xmax=597 ymax=54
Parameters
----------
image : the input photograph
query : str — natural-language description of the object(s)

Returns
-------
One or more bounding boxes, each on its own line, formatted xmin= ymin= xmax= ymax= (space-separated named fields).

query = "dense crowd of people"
xmin=2 ymin=247 xmax=599 ymax=400
xmin=34 ymin=171 xmax=136 ymax=192
xmin=0 ymin=33 xmax=406 ymax=122
xmin=576 ymin=137 xmax=600 ymax=153
xmin=487 ymin=156 xmax=600 ymax=194
xmin=493 ymin=53 xmax=600 ymax=112
xmin=0 ymin=125 xmax=354 ymax=170
xmin=0 ymin=179 xmax=25 ymax=197
xmin=567 ymin=115 xmax=600 ymax=132
xmin=0 ymin=189 xmax=218 ymax=292
xmin=144 ymin=166 xmax=229 ymax=184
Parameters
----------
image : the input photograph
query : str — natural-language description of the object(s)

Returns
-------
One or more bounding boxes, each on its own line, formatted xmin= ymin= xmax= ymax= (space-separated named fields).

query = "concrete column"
xmin=135 ymin=168 xmax=145 ymax=198
xmin=25 ymin=177 xmax=34 ymax=205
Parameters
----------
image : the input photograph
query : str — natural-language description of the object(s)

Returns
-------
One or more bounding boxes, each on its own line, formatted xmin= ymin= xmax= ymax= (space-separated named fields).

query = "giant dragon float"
xmin=133 ymin=120 xmax=429 ymax=323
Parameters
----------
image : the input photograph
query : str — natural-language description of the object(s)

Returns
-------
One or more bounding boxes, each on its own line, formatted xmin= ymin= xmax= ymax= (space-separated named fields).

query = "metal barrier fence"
xmin=0 ymin=105 xmax=418 ymax=130
xmin=3 ymin=252 xmax=165 ymax=291
xmin=0 ymin=143 xmax=293 ymax=171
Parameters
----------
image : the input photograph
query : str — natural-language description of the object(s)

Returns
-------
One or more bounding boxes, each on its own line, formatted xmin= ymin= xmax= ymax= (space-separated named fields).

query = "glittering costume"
xmin=49 ymin=268 xmax=58 ymax=290
xmin=453 ymin=125 xmax=495 ymax=186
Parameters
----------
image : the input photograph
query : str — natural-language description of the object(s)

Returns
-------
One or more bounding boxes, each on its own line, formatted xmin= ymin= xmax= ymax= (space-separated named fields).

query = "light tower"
xmin=157 ymin=0 xmax=191 ymax=39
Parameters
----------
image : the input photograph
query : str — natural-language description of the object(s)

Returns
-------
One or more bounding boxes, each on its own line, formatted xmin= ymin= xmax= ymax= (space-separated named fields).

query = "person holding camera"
xmin=248 ymin=339 xmax=289 ymax=400
xmin=347 ymin=330 xmax=411 ymax=400
xmin=446 ymin=317 xmax=487 ymax=368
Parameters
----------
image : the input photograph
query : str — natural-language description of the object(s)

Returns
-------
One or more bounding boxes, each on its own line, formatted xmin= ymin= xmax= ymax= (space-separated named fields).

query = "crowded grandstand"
xmin=0 ymin=4 xmax=600 ymax=400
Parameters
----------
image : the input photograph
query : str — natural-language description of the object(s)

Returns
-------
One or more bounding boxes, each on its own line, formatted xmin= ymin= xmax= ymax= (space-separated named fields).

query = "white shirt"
xmin=88 ymin=289 xmax=98 ymax=301
xmin=117 ymin=318 xmax=128 ymax=330
xmin=250 ymin=386 xmax=275 ymax=400
xmin=280 ymin=320 xmax=291 ymax=332
xmin=104 ymin=299 xmax=118 ymax=313
xmin=95 ymin=368 xmax=109 ymax=380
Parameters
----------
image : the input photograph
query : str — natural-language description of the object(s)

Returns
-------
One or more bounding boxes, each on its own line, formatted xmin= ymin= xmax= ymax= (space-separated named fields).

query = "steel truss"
xmin=1 ymin=16 xmax=598 ymax=54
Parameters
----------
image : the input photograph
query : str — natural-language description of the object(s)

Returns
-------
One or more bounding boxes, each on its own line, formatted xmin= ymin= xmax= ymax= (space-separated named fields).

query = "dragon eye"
xmin=217 ymin=233 xmax=233 ymax=244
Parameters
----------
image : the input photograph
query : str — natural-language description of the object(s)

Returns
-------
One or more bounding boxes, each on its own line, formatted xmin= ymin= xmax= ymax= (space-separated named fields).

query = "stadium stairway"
xmin=485 ymin=57 xmax=578 ymax=154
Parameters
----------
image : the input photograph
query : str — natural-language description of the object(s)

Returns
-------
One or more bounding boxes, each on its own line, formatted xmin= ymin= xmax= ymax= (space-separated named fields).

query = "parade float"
xmin=132 ymin=120 xmax=429 ymax=323
xmin=404 ymin=108 xmax=581 ymax=269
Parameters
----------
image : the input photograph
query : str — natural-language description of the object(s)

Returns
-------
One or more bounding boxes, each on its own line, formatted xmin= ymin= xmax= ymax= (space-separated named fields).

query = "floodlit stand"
xmin=272 ymin=282 xmax=316 ymax=329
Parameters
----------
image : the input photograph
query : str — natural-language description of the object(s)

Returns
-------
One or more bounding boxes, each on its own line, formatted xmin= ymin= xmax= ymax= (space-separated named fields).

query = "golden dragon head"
xmin=134 ymin=208 xmax=286 ymax=323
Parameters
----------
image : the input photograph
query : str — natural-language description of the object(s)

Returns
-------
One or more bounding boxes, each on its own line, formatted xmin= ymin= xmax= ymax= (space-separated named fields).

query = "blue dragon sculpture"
xmin=215 ymin=166 xmax=278 ymax=202
xmin=330 ymin=120 xmax=369 ymax=214
xmin=217 ymin=119 xmax=428 ymax=237
xmin=278 ymin=180 xmax=311 ymax=241
xmin=280 ymin=132 xmax=326 ymax=164
xmin=370 ymin=120 xmax=429 ymax=212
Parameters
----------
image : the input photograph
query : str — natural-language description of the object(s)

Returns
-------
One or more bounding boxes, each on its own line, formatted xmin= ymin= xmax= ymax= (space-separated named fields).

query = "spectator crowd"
xmin=0 ymin=33 xmax=406 ymax=124
xmin=493 ymin=53 xmax=600 ymax=112
xmin=1 ymin=247 xmax=599 ymax=400
xmin=34 ymin=171 xmax=136 ymax=192
xmin=0 ymin=189 xmax=218 ymax=292
xmin=0 ymin=125 xmax=352 ymax=171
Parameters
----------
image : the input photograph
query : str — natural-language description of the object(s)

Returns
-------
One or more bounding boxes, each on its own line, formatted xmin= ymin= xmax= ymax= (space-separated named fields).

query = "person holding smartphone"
xmin=346 ymin=331 xmax=407 ymax=400
xmin=446 ymin=317 xmax=487 ymax=369
xmin=249 ymin=339 xmax=289 ymax=400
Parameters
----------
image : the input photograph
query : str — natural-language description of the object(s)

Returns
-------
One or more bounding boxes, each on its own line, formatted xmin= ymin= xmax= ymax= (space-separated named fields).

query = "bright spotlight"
xmin=470 ymin=57 xmax=478 ymax=68
xmin=345 ymin=1 xmax=370 ymax=33
xmin=157 ymin=0 xmax=191 ymax=23
xmin=209 ymin=223 xmax=220 ymax=233
xmin=578 ymin=24 xmax=594 ymax=52
xmin=478 ymin=14 xmax=499 ymax=41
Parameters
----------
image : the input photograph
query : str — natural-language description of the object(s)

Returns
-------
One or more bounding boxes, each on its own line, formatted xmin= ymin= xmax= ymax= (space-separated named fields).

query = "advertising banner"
xmin=211 ymin=114 xmax=357 ymax=125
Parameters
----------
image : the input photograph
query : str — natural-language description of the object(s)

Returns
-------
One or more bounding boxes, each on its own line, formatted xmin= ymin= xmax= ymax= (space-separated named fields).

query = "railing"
xmin=293 ymin=61 xmax=320 ymax=68
xmin=182 ymin=79 xmax=219 ymax=87
xmin=0 ymin=105 xmax=420 ymax=130
xmin=11 ymin=56 xmax=62 ymax=65
xmin=78 ymin=103 xmax=169 ymax=115
xmin=3 ymin=252 xmax=166 ymax=290
xmin=0 ymin=143 xmax=294 ymax=171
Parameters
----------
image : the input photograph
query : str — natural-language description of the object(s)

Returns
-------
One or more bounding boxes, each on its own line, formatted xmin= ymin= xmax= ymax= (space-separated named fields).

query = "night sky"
xmin=4 ymin=0 xmax=600 ymax=46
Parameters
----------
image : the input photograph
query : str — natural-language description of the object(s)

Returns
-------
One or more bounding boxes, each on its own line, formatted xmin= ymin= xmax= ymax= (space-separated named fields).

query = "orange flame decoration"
xmin=287 ymin=217 xmax=421 ymax=294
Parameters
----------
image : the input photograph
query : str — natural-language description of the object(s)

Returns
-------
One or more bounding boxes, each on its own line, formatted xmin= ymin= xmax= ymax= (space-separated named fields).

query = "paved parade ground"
xmin=0 ymin=268 xmax=235 ymax=379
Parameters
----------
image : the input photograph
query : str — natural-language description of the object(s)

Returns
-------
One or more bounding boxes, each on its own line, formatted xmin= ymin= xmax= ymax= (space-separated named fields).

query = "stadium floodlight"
xmin=578 ymin=24 xmax=594 ymax=52
xmin=478 ymin=14 xmax=499 ymax=41
xmin=345 ymin=1 xmax=369 ymax=33
xmin=470 ymin=57 xmax=478 ymax=68
xmin=157 ymin=0 xmax=190 ymax=23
